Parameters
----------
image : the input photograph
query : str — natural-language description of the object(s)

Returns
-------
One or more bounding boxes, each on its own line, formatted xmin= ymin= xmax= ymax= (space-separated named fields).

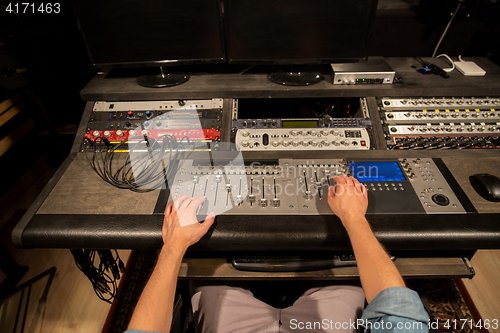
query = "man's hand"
xmin=328 ymin=175 xmax=368 ymax=226
xmin=162 ymin=195 xmax=216 ymax=254
xmin=128 ymin=195 xmax=215 ymax=333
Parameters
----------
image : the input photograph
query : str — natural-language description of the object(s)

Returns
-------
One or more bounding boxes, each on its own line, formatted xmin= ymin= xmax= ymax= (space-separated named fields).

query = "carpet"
xmin=422 ymin=279 xmax=486 ymax=333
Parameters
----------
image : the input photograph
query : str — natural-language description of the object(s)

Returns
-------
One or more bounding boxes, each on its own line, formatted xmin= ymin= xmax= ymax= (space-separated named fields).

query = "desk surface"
xmin=12 ymin=57 xmax=500 ymax=256
xmin=81 ymin=57 xmax=500 ymax=100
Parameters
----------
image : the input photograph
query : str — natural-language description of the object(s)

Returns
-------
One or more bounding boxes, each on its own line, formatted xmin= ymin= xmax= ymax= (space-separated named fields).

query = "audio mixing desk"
xmin=12 ymin=58 xmax=500 ymax=277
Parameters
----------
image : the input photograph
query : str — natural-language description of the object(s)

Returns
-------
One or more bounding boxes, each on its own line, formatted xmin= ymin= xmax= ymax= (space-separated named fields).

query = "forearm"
xmin=344 ymin=216 xmax=405 ymax=304
xmin=128 ymin=247 xmax=185 ymax=333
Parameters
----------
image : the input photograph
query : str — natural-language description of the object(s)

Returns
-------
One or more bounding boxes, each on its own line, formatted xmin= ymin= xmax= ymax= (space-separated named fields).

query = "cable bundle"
xmin=70 ymin=249 xmax=125 ymax=303
xmin=83 ymin=134 xmax=192 ymax=192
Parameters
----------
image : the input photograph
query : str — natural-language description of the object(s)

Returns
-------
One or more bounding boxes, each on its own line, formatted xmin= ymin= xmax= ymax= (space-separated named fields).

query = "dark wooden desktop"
xmin=12 ymin=57 xmax=500 ymax=279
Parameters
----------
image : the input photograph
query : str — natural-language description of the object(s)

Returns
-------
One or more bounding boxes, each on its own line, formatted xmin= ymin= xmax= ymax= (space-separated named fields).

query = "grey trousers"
xmin=191 ymin=284 xmax=365 ymax=333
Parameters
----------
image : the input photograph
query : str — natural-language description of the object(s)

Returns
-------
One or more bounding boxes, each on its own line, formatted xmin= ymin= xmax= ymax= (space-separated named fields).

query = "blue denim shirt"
xmin=361 ymin=287 xmax=430 ymax=333
xmin=125 ymin=286 xmax=429 ymax=333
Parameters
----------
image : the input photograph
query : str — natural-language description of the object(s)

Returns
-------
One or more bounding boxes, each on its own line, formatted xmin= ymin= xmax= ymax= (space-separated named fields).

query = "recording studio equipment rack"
xmin=82 ymin=99 xmax=223 ymax=151
xmin=231 ymin=97 xmax=373 ymax=150
xmin=379 ymin=97 xmax=500 ymax=149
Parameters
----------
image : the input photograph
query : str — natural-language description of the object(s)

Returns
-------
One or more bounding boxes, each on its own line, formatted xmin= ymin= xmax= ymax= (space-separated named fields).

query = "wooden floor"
xmin=1 ymin=156 xmax=499 ymax=333
xmin=461 ymin=250 xmax=500 ymax=333
xmin=0 ymin=155 xmax=132 ymax=333
xmin=1 ymin=248 xmax=131 ymax=333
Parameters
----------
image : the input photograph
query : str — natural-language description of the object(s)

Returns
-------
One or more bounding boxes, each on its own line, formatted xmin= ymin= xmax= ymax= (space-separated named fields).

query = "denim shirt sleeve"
xmin=361 ymin=287 xmax=430 ymax=333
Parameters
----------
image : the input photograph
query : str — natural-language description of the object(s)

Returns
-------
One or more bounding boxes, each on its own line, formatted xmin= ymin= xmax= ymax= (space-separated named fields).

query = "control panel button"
xmin=263 ymin=133 xmax=269 ymax=146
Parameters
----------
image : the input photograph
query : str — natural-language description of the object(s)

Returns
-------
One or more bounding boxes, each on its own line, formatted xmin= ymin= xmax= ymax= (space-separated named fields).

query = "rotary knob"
xmin=292 ymin=140 xmax=300 ymax=147
xmin=241 ymin=141 xmax=249 ymax=147
xmin=93 ymin=131 xmax=100 ymax=137
xmin=129 ymin=130 xmax=136 ymax=136
xmin=320 ymin=130 xmax=329 ymax=136
xmin=104 ymin=130 xmax=112 ymax=138
xmin=291 ymin=130 xmax=299 ymax=136
xmin=301 ymin=141 xmax=309 ymax=147
xmin=282 ymin=141 xmax=291 ymax=147
xmin=272 ymin=141 xmax=280 ymax=147
xmin=141 ymin=129 xmax=148 ymax=136
xmin=321 ymin=140 xmax=330 ymax=146
xmin=330 ymin=130 xmax=340 ymax=136
xmin=309 ymin=130 xmax=317 ymax=136
xmin=116 ymin=130 xmax=124 ymax=137
xmin=332 ymin=141 xmax=341 ymax=146
xmin=241 ymin=131 xmax=249 ymax=137
xmin=310 ymin=141 xmax=318 ymax=146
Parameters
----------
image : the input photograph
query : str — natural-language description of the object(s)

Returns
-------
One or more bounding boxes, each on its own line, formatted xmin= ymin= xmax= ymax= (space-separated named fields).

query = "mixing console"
xmin=380 ymin=97 xmax=500 ymax=149
xmin=166 ymin=158 xmax=465 ymax=221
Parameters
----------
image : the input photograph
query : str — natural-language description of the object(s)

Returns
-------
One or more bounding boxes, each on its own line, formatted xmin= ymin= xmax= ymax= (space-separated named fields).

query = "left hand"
xmin=162 ymin=195 xmax=216 ymax=253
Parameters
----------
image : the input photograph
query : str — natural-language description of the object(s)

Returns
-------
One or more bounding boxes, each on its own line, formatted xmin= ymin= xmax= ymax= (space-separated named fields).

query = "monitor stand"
xmin=268 ymin=66 xmax=323 ymax=86
xmin=137 ymin=67 xmax=190 ymax=88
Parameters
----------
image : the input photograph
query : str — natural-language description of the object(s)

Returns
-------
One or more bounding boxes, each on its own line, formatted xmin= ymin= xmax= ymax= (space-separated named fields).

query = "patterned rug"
xmin=422 ymin=279 xmax=486 ymax=333
xmin=103 ymin=251 xmax=485 ymax=333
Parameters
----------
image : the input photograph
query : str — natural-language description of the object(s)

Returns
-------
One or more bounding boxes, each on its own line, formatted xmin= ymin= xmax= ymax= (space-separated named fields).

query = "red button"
xmin=361 ymin=141 xmax=366 ymax=146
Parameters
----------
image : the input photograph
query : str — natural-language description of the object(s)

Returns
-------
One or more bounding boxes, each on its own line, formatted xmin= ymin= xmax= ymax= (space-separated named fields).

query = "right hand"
xmin=327 ymin=175 xmax=368 ymax=225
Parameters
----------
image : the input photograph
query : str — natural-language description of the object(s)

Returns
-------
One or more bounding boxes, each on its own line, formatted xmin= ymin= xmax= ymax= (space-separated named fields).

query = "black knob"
xmin=432 ymin=194 xmax=450 ymax=206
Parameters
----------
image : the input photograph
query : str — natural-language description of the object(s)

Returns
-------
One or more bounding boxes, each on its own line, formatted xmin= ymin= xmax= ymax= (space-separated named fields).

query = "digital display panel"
xmin=350 ymin=162 xmax=406 ymax=182
xmin=282 ymin=120 xmax=319 ymax=128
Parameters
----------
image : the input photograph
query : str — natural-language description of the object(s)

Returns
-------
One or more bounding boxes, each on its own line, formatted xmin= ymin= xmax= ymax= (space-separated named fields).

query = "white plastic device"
xmin=454 ymin=57 xmax=486 ymax=76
